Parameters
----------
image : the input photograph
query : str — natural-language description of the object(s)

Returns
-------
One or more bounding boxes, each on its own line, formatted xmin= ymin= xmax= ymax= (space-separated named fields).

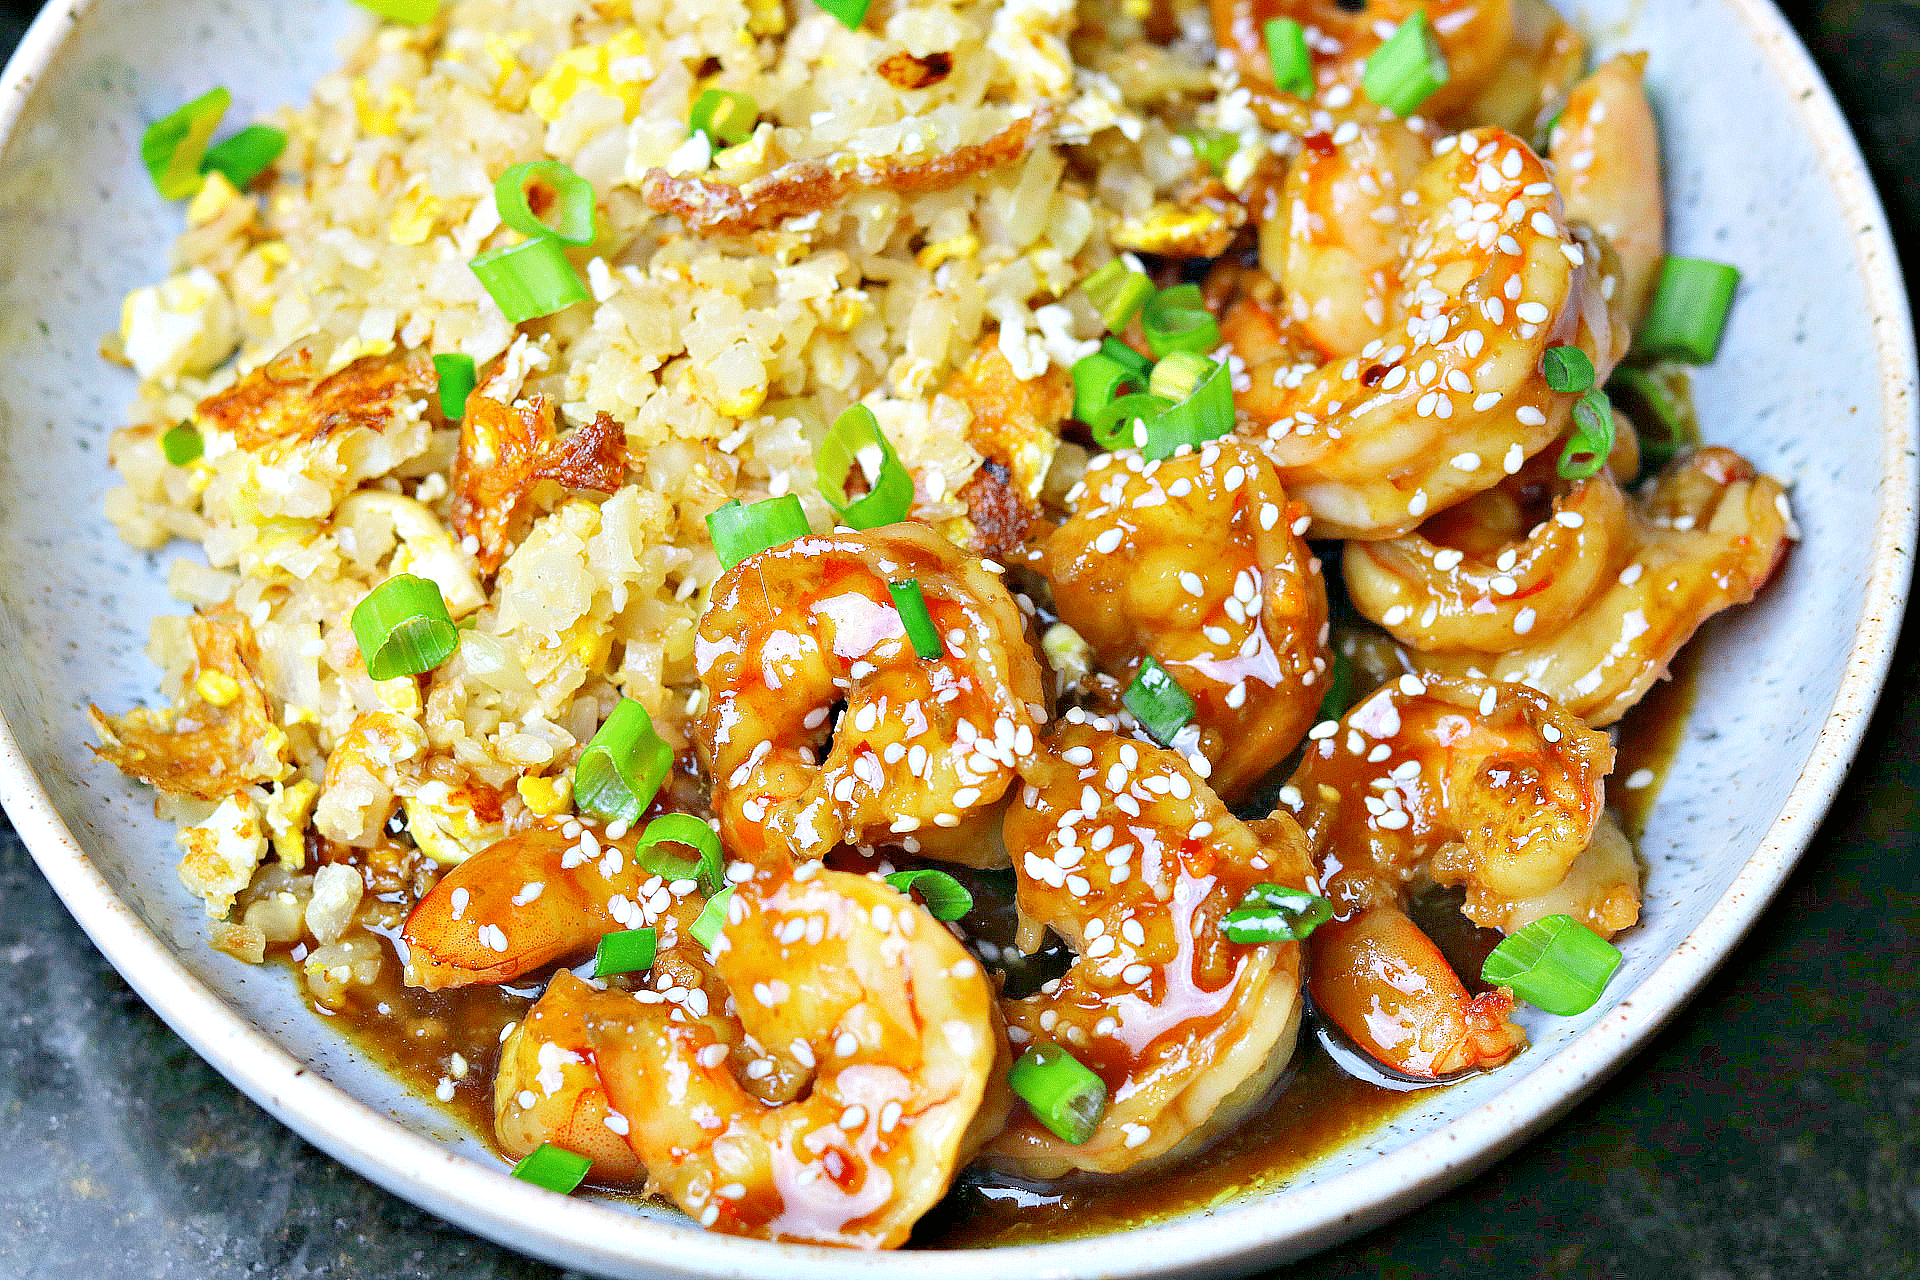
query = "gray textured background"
xmin=1 ymin=1 xmax=1916 ymax=1276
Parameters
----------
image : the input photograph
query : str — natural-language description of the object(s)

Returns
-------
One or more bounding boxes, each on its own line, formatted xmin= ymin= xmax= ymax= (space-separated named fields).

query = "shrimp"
xmin=584 ymin=867 xmax=1010 ymax=1248
xmin=1046 ymin=438 xmax=1330 ymax=800
xmin=1366 ymin=447 xmax=1793 ymax=725
xmin=695 ymin=523 xmax=1048 ymax=870
xmin=1233 ymin=128 xmax=1631 ymax=540
xmin=494 ymin=969 xmax=648 ymax=1185
xmin=1462 ymin=0 xmax=1587 ymax=137
xmin=402 ymin=823 xmax=708 ymax=991
xmin=985 ymin=719 xmax=1315 ymax=1177
xmin=1212 ymin=0 xmax=1514 ymax=125
xmin=1553 ymin=54 xmax=1666 ymax=334
xmin=1280 ymin=674 xmax=1616 ymax=1076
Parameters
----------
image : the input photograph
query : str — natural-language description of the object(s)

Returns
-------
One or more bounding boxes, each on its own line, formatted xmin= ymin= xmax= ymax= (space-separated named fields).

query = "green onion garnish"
xmin=634 ymin=812 xmax=725 ymax=896
xmin=350 ymin=573 xmax=459 ymax=681
xmin=1637 ymin=257 xmax=1741 ymax=364
xmin=1481 ymin=912 xmax=1622 ymax=1016
xmin=1183 ymin=128 xmax=1237 ymax=176
xmin=1263 ymin=17 xmax=1314 ymax=97
xmin=574 ymin=698 xmax=675 ymax=826
xmin=141 ymin=88 xmax=230 ymax=200
xmin=592 ymin=927 xmax=658 ymax=978
xmin=812 ymin=0 xmax=871 ymax=30
xmin=493 ymin=161 xmax=597 ymax=247
xmin=1542 ymin=345 xmax=1595 ymax=395
xmin=1607 ymin=364 xmax=1699 ymax=474
xmin=1088 ymin=392 xmax=1174 ymax=452
xmin=1222 ymin=884 xmax=1333 ymax=943
xmin=1557 ymin=389 xmax=1616 ymax=481
xmin=470 ymin=236 xmax=590 ymax=325
xmin=354 ymin=0 xmax=440 ymax=22
xmin=884 ymin=869 xmax=973 ymax=921
xmin=1361 ymin=11 xmax=1450 ymax=117
xmin=1081 ymin=261 xmax=1156 ymax=335
xmin=1142 ymin=358 xmax=1234 ymax=461
xmin=816 ymin=404 xmax=913 ymax=530
xmin=433 ymin=353 xmax=477 ymax=421
xmin=707 ymin=495 xmax=813 ymax=572
xmin=888 ymin=579 xmax=944 ymax=659
xmin=160 ymin=423 xmax=203 ymax=466
xmin=1123 ymin=656 xmax=1195 ymax=747
xmin=1071 ymin=350 xmax=1147 ymax=427
xmin=509 ymin=1142 xmax=592 ymax=1194
xmin=1141 ymin=283 xmax=1220 ymax=359
xmin=1147 ymin=350 xmax=1211 ymax=403
xmin=1009 ymin=1045 xmax=1108 ymax=1145
xmin=1099 ymin=335 xmax=1153 ymax=383
xmin=1315 ymin=645 xmax=1353 ymax=721
xmin=200 ymin=124 xmax=286 ymax=190
xmin=690 ymin=885 xmax=736 ymax=952
xmin=690 ymin=89 xmax=758 ymax=148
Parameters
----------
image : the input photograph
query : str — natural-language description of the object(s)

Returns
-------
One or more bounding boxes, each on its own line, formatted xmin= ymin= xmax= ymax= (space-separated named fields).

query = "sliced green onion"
xmin=200 ymin=125 xmax=286 ymax=189
xmin=1071 ymin=351 xmax=1146 ymax=427
xmin=1637 ymin=257 xmax=1741 ymax=364
xmin=888 ymin=579 xmax=944 ymax=660
xmin=1557 ymin=389 xmax=1616 ymax=481
xmin=1081 ymin=261 xmax=1157 ymax=336
xmin=707 ymin=495 xmax=813 ymax=572
xmin=1607 ymin=364 xmax=1699 ymax=474
xmin=1539 ymin=107 xmax=1565 ymax=155
xmin=690 ymin=89 xmax=758 ymax=148
xmin=1263 ymin=17 xmax=1314 ymax=98
xmin=1141 ymin=283 xmax=1220 ymax=359
xmin=1123 ymin=656 xmax=1195 ymax=747
xmin=471 ymin=236 xmax=590 ymax=326
xmin=1099 ymin=336 xmax=1153 ymax=383
xmin=816 ymin=405 xmax=914 ymax=530
xmin=351 ymin=573 xmax=458 ymax=681
xmin=433 ymin=353 xmax=477 ymax=421
xmin=1009 ymin=1045 xmax=1107 ymax=1145
xmin=354 ymin=0 xmax=440 ymax=22
xmin=1223 ymin=884 xmax=1333 ymax=943
xmin=635 ymin=812 xmax=725 ymax=896
xmin=1542 ymin=345 xmax=1595 ymax=395
xmin=1362 ymin=11 xmax=1450 ymax=117
xmin=574 ymin=698 xmax=675 ymax=826
xmin=885 ymin=869 xmax=974 ymax=921
xmin=509 ymin=1142 xmax=592 ymax=1194
xmin=592 ymin=927 xmax=658 ymax=978
xmin=494 ymin=161 xmax=597 ymax=247
xmin=1481 ymin=912 xmax=1622 ymax=1016
xmin=690 ymin=886 xmax=736 ymax=953
xmin=1315 ymin=645 xmax=1354 ymax=722
xmin=160 ymin=423 xmax=203 ymax=466
xmin=1183 ymin=128 xmax=1237 ymax=176
xmin=1142 ymin=358 xmax=1234 ymax=461
xmin=1088 ymin=392 xmax=1174 ymax=452
xmin=813 ymin=0 xmax=872 ymax=30
xmin=142 ymin=88 xmax=230 ymax=200
xmin=1148 ymin=350 xmax=1211 ymax=403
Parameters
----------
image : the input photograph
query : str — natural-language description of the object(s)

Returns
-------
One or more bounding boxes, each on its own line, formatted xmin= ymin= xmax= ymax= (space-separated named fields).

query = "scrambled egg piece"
xmin=197 ymin=344 xmax=435 ymax=454
xmin=176 ymin=793 xmax=269 ymax=917
xmin=529 ymin=29 xmax=649 ymax=124
xmin=944 ymin=336 xmax=1070 ymax=502
xmin=1109 ymin=199 xmax=1243 ymax=258
xmin=119 ymin=267 xmax=239 ymax=382
xmin=402 ymin=779 xmax=509 ymax=866
xmin=260 ymin=778 xmax=318 ymax=869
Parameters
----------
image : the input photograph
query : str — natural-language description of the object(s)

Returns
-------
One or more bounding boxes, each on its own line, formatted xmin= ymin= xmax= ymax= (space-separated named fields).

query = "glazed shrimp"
xmin=494 ymin=969 xmax=648 ymax=1185
xmin=1553 ymin=54 xmax=1666 ymax=332
xmin=1384 ymin=447 xmax=1794 ymax=725
xmin=584 ymin=868 xmax=1009 ymax=1248
xmin=1046 ymin=438 xmax=1330 ymax=800
xmin=695 ymin=523 xmax=1048 ymax=870
xmin=1281 ymin=674 xmax=1616 ymax=1076
xmin=1234 ymin=128 xmax=1631 ymax=540
xmin=985 ymin=720 xmax=1315 ymax=1177
xmin=1212 ymin=0 xmax=1513 ymax=124
xmin=1462 ymin=0 xmax=1587 ymax=136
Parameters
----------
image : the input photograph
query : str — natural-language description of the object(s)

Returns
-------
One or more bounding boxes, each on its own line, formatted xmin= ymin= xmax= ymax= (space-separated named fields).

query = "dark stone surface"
xmin=1 ymin=2 xmax=1915 ymax=1277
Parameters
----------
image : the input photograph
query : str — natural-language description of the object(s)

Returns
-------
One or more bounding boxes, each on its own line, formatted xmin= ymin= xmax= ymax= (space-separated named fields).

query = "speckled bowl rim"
xmin=0 ymin=1 xmax=1912 ymax=1276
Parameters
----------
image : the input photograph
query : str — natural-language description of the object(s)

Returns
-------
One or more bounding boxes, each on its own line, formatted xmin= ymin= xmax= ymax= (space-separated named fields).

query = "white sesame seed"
xmin=1625 ymin=768 xmax=1655 ymax=790
xmin=1514 ymin=606 xmax=1537 ymax=635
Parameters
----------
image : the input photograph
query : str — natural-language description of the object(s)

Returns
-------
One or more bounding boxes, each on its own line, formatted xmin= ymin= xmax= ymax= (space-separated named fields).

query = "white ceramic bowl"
xmin=0 ymin=1 xmax=1911 ymax=1275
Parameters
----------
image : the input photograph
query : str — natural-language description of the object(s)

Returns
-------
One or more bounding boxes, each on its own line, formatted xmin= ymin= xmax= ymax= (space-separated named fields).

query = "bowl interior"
xmin=0 ymin=0 xmax=1910 ymax=1276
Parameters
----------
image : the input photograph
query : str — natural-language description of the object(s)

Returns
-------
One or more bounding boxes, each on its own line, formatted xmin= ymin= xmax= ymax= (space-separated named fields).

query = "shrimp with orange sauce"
xmin=1281 ymin=673 xmax=1618 ymax=1077
xmin=1232 ymin=127 xmax=1631 ymax=540
xmin=695 ymin=523 xmax=1048 ymax=870
xmin=582 ymin=867 xmax=1010 ymax=1247
xmin=1045 ymin=438 xmax=1330 ymax=800
xmin=985 ymin=719 xmax=1315 ymax=1176
xmin=1347 ymin=446 xmax=1794 ymax=725
xmin=1553 ymin=53 xmax=1666 ymax=332
xmin=493 ymin=969 xmax=649 ymax=1185
xmin=1462 ymin=0 xmax=1587 ymax=136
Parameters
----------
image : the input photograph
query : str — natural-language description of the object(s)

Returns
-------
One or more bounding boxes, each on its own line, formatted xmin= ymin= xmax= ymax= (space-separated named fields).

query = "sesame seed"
xmin=1625 ymin=768 xmax=1655 ymax=790
xmin=1094 ymin=527 xmax=1124 ymax=554
xmin=1514 ymin=606 xmax=1537 ymax=634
